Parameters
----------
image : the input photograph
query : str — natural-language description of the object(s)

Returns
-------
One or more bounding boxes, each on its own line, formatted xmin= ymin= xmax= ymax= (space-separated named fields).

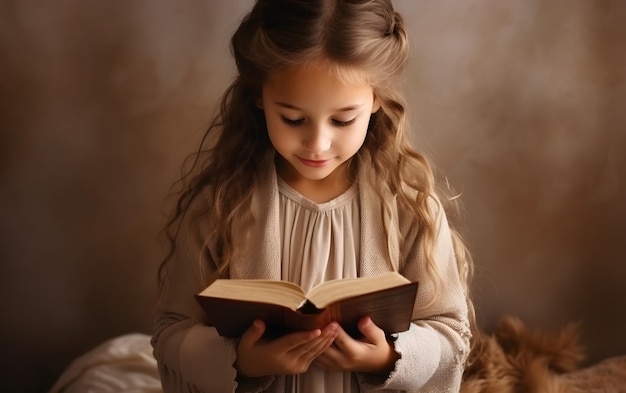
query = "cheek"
xmin=265 ymin=115 xmax=282 ymax=138
xmin=353 ymin=120 xmax=370 ymax=145
xmin=339 ymin=127 xmax=368 ymax=155
xmin=266 ymin=121 xmax=293 ymax=151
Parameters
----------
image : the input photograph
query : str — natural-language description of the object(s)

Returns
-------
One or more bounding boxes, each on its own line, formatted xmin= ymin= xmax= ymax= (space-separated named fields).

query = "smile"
xmin=298 ymin=157 xmax=333 ymax=168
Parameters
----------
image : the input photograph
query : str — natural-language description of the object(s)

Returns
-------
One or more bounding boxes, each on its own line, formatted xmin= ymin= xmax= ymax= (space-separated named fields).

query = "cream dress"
xmin=278 ymin=177 xmax=362 ymax=393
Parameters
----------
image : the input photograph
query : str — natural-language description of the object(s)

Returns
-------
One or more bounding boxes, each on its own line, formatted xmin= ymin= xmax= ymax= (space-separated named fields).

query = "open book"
xmin=195 ymin=272 xmax=418 ymax=338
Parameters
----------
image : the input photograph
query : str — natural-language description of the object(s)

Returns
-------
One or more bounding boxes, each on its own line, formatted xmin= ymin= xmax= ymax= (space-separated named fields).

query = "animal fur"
xmin=461 ymin=315 xmax=587 ymax=393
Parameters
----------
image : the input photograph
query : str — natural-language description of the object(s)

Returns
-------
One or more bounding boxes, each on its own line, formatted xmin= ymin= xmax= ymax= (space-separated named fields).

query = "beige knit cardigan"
xmin=152 ymin=161 xmax=470 ymax=393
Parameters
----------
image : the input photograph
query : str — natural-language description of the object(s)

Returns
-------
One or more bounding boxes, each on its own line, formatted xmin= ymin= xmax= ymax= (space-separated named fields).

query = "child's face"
xmin=261 ymin=63 xmax=378 ymax=190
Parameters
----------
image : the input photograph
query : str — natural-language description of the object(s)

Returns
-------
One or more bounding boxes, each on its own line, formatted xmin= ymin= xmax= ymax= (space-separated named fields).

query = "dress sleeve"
xmin=358 ymin=198 xmax=471 ymax=392
xmin=150 ymin=194 xmax=275 ymax=393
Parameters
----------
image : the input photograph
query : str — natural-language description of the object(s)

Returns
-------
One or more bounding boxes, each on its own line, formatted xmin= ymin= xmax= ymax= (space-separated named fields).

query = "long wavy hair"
xmin=158 ymin=0 xmax=475 ymax=352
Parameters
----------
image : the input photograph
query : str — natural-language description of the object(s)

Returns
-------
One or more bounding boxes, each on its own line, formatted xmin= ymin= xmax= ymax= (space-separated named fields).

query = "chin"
xmin=294 ymin=167 xmax=338 ymax=181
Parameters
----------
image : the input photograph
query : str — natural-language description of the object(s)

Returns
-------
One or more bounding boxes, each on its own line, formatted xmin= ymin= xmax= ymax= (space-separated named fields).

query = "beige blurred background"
xmin=1 ymin=0 xmax=624 ymax=391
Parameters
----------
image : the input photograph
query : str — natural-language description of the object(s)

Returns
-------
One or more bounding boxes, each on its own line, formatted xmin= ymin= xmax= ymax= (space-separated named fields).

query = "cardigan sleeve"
xmin=150 ymin=194 xmax=275 ymax=393
xmin=358 ymin=198 xmax=471 ymax=392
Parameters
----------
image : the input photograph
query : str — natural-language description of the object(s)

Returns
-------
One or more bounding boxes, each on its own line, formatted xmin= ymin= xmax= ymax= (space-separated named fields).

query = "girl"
xmin=152 ymin=0 xmax=474 ymax=392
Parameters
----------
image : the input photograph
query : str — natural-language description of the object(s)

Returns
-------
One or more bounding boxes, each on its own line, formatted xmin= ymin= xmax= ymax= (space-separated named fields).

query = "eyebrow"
xmin=274 ymin=101 xmax=364 ymax=112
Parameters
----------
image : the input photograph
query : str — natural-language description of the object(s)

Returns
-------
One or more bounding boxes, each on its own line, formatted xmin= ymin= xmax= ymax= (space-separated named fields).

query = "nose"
xmin=303 ymin=124 xmax=331 ymax=154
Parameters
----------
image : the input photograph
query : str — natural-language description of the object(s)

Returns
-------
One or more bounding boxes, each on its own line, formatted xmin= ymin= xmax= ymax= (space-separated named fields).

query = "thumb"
xmin=358 ymin=316 xmax=385 ymax=343
xmin=240 ymin=319 xmax=265 ymax=348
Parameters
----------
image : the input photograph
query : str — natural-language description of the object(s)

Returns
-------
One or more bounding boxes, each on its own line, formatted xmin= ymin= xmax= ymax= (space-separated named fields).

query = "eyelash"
xmin=281 ymin=117 xmax=305 ymax=126
xmin=332 ymin=119 xmax=356 ymax=127
xmin=280 ymin=117 xmax=356 ymax=128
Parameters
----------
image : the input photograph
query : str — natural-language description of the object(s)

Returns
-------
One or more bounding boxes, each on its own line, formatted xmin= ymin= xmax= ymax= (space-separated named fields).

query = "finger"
xmin=314 ymin=345 xmax=343 ymax=370
xmin=239 ymin=319 xmax=266 ymax=349
xmin=301 ymin=326 xmax=338 ymax=360
xmin=358 ymin=317 xmax=399 ymax=373
xmin=292 ymin=337 xmax=328 ymax=365
xmin=358 ymin=316 xmax=386 ymax=344
xmin=313 ymin=354 xmax=335 ymax=371
xmin=275 ymin=329 xmax=322 ymax=352
xmin=332 ymin=324 xmax=356 ymax=353
xmin=289 ymin=323 xmax=336 ymax=360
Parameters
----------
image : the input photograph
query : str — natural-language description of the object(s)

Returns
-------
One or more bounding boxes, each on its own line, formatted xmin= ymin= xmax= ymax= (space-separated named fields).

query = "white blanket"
xmin=49 ymin=332 xmax=626 ymax=393
xmin=49 ymin=333 xmax=162 ymax=393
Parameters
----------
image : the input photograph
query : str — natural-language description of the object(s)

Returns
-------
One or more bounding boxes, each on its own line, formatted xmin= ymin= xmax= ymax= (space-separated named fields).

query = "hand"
xmin=314 ymin=316 xmax=399 ymax=374
xmin=235 ymin=320 xmax=339 ymax=378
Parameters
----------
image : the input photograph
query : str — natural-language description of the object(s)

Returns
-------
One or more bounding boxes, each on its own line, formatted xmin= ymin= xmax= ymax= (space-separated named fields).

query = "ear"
xmin=372 ymin=94 xmax=381 ymax=113
xmin=256 ymin=97 xmax=264 ymax=110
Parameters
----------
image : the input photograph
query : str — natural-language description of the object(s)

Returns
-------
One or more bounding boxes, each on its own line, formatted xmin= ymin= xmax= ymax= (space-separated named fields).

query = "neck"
xmin=276 ymin=158 xmax=352 ymax=204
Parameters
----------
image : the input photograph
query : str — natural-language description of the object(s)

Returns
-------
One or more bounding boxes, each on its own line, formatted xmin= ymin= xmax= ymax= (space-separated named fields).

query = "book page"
xmin=307 ymin=272 xmax=410 ymax=308
xmin=198 ymin=279 xmax=307 ymax=310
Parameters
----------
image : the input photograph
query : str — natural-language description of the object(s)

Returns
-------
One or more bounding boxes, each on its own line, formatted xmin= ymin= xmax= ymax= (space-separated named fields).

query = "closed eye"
xmin=332 ymin=118 xmax=356 ymax=127
xmin=281 ymin=116 xmax=305 ymax=127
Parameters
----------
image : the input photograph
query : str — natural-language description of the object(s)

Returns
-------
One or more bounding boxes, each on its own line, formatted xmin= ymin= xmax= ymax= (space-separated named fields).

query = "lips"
xmin=298 ymin=157 xmax=333 ymax=168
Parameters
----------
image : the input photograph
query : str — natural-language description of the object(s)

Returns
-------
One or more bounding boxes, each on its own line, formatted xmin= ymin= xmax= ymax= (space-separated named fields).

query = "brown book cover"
xmin=195 ymin=272 xmax=418 ymax=338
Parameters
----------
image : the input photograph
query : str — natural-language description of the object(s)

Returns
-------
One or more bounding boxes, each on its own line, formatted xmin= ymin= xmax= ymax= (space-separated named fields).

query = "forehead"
xmin=263 ymin=62 xmax=374 ymax=107
xmin=267 ymin=58 xmax=371 ymax=86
